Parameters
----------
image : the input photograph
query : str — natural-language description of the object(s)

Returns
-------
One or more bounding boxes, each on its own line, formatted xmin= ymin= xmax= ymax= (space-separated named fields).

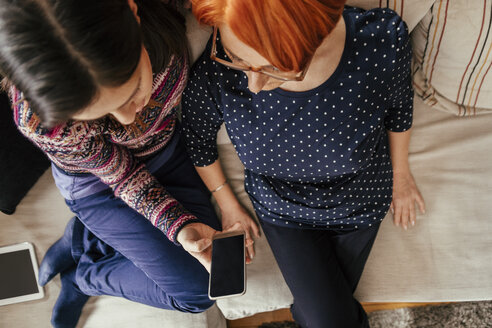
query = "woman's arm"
xmin=384 ymin=14 xmax=425 ymax=230
xmin=195 ymin=160 xmax=260 ymax=261
xmin=195 ymin=160 xmax=242 ymax=214
xmin=388 ymin=128 xmax=425 ymax=230
xmin=179 ymin=34 xmax=259 ymax=264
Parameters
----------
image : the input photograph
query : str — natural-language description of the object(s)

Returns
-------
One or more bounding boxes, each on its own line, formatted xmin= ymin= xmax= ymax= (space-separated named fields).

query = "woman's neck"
xmin=280 ymin=15 xmax=346 ymax=93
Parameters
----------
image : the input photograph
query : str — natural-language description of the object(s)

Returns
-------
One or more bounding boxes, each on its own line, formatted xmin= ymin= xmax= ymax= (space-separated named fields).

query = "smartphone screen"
xmin=209 ymin=232 xmax=245 ymax=299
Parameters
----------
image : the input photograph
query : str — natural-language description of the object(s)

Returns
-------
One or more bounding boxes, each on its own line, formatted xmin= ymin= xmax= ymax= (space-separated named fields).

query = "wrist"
xmin=210 ymin=183 xmax=241 ymax=211
xmin=217 ymin=197 xmax=244 ymax=215
xmin=171 ymin=216 xmax=200 ymax=246
xmin=392 ymin=160 xmax=410 ymax=174
xmin=393 ymin=167 xmax=411 ymax=175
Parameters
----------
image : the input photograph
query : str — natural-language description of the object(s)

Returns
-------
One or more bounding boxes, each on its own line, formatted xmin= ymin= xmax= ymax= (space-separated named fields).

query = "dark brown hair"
xmin=0 ymin=0 xmax=187 ymax=127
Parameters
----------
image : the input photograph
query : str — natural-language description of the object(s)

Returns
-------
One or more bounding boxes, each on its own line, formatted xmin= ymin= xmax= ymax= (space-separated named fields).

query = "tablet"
xmin=0 ymin=242 xmax=44 ymax=306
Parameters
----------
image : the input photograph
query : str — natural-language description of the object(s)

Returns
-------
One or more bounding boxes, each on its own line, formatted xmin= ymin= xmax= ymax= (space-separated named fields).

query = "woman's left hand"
xmin=390 ymin=171 xmax=426 ymax=230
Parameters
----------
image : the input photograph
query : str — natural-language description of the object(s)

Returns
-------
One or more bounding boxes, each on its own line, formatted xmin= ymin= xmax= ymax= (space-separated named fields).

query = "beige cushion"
xmin=355 ymin=95 xmax=492 ymax=301
xmin=81 ymin=298 xmax=226 ymax=328
xmin=412 ymin=1 xmax=492 ymax=115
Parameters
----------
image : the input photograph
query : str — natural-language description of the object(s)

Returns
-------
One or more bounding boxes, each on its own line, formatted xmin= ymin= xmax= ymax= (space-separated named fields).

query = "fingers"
xmin=245 ymin=231 xmax=255 ymax=262
xmin=409 ymin=204 xmax=416 ymax=227
xmin=401 ymin=207 xmax=410 ymax=230
xmin=393 ymin=203 xmax=402 ymax=228
xmin=393 ymin=201 xmax=416 ymax=230
xmin=250 ymin=220 xmax=261 ymax=238
xmin=242 ymin=220 xmax=259 ymax=262
xmin=392 ymin=188 xmax=426 ymax=230
xmin=221 ymin=215 xmax=260 ymax=264
xmin=393 ymin=201 xmax=423 ymax=230
xmin=416 ymin=193 xmax=426 ymax=214
xmin=390 ymin=201 xmax=399 ymax=227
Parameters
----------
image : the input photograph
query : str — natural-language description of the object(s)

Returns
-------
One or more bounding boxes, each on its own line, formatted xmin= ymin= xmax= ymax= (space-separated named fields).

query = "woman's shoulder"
xmin=344 ymin=6 xmax=409 ymax=59
xmin=151 ymin=54 xmax=189 ymax=105
xmin=9 ymin=86 xmax=103 ymax=144
xmin=187 ymin=33 xmax=237 ymax=87
xmin=345 ymin=6 xmax=407 ymax=38
xmin=344 ymin=5 xmax=402 ymax=22
xmin=9 ymin=86 xmax=44 ymax=134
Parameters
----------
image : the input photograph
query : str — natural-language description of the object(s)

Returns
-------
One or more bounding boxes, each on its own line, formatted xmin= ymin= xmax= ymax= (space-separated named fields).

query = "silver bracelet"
xmin=210 ymin=180 xmax=228 ymax=193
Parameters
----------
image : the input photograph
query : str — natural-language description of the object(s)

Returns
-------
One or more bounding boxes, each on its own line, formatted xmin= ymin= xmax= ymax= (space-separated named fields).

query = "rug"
xmin=258 ymin=301 xmax=492 ymax=328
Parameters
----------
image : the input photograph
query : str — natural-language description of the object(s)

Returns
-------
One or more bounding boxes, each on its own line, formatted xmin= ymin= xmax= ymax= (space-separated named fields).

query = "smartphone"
xmin=208 ymin=231 xmax=246 ymax=300
xmin=0 ymin=242 xmax=44 ymax=306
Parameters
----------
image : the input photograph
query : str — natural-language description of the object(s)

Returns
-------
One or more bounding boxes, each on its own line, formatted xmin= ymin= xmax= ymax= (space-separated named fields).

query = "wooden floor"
xmin=227 ymin=302 xmax=448 ymax=328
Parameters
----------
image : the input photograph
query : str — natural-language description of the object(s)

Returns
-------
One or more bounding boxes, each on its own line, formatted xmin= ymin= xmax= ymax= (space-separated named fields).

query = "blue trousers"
xmin=259 ymin=220 xmax=379 ymax=328
xmin=61 ymin=136 xmax=221 ymax=313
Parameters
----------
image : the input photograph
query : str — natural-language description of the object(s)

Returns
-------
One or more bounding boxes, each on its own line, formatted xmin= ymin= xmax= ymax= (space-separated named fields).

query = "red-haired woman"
xmin=182 ymin=0 xmax=425 ymax=327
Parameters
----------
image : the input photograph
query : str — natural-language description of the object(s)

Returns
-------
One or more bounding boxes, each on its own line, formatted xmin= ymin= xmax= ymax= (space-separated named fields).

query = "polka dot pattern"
xmin=182 ymin=7 xmax=413 ymax=230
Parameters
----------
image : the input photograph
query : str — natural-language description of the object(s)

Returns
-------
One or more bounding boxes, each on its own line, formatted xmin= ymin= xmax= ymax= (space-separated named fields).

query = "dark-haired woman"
xmin=0 ymin=1 xmax=257 ymax=327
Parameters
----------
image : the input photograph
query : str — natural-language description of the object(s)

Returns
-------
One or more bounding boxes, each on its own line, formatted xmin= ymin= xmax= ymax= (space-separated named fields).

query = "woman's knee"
xmin=170 ymin=294 xmax=215 ymax=313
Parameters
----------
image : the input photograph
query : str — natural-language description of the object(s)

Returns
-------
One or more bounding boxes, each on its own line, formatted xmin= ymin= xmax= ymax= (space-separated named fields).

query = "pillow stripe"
xmin=473 ymin=58 xmax=492 ymax=113
xmin=455 ymin=0 xmax=488 ymax=111
xmin=467 ymin=41 xmax=492 ymax=112
xmin=428 ymin=0 xmax=449 ymax=85
xmin=460 ymin=3 xmax=492 ymax=114
xmin=378 ymin=0 xmax=404 ymax=18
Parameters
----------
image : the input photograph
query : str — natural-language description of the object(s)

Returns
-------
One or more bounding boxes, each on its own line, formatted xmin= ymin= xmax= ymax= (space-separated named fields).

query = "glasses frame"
xmin=210 ymin=26 xmax=312 ymax=82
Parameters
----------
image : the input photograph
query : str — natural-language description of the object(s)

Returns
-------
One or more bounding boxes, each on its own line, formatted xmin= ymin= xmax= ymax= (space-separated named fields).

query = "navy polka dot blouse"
xmin=182 ymin=7 xmax=413 ymax=231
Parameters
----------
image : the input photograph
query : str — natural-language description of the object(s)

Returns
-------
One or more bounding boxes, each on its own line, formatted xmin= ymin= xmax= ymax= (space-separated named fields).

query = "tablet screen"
xmin=0 ymin=249 xmax=40 ymax=300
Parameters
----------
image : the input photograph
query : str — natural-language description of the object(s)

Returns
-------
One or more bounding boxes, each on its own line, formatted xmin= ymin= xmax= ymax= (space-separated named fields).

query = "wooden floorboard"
xmin=226 ymin=302 xmax=449 ymax=328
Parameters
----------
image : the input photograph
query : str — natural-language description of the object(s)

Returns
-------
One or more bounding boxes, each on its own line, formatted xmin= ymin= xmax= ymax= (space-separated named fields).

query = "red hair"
xmin=192 ymin=0 xmax=346 ymax=72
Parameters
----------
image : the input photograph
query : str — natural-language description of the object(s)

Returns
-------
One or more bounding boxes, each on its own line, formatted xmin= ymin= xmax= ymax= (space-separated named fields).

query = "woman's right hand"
xmin=193 ymin=160 xmax=260 ymax=265
xmin=220 ymin=204 xmax=260 ymax=264
xmin=177 ymin=222 xmax=218 ymax=273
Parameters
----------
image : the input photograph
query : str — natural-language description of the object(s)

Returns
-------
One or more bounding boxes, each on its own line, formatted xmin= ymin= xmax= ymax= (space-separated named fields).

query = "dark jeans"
xmin=63 ymin=137 xmax=221 ymax=313
xmin=259 ymin=220 xmax=380 ymax=328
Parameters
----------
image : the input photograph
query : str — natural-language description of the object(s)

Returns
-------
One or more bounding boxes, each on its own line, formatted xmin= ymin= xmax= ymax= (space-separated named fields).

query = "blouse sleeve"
xmin=384 ymin=14 xmax=413 ymax=132
xmin=181 ymin=40 xmax=224 ymax=167
xmin=10 ymin=92 xmax=197 ymax=244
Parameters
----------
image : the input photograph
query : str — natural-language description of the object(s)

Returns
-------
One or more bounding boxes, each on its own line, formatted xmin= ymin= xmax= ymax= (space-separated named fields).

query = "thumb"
xmin=183 ymin=238 xmax=211 ymax=253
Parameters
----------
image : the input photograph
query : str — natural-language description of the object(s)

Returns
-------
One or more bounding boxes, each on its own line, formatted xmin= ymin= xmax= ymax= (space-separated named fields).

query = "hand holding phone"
xmin=208 ymin=231 xmax=246 ymax=300
xmin=177 ymin=222 xmax=218 ymax=272
xmin=220 ymin=208 xmax=260 ymax=264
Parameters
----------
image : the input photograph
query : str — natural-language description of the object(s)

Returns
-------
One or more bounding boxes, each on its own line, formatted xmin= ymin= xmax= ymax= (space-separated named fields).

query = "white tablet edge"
xmin=0 ymin=242 xmax=45 ymax=306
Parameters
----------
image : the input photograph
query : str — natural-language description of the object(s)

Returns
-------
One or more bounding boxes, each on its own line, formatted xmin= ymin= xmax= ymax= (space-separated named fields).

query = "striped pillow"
xmin=412 ymin=0 xmax=492 ymax=115
xmin=346 ymin=0 xmax=435 ymax=32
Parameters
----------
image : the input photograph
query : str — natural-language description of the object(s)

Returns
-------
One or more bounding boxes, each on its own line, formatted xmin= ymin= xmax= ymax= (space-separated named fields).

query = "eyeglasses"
xmin=210 ymin=26 xmax=311 ymax=82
